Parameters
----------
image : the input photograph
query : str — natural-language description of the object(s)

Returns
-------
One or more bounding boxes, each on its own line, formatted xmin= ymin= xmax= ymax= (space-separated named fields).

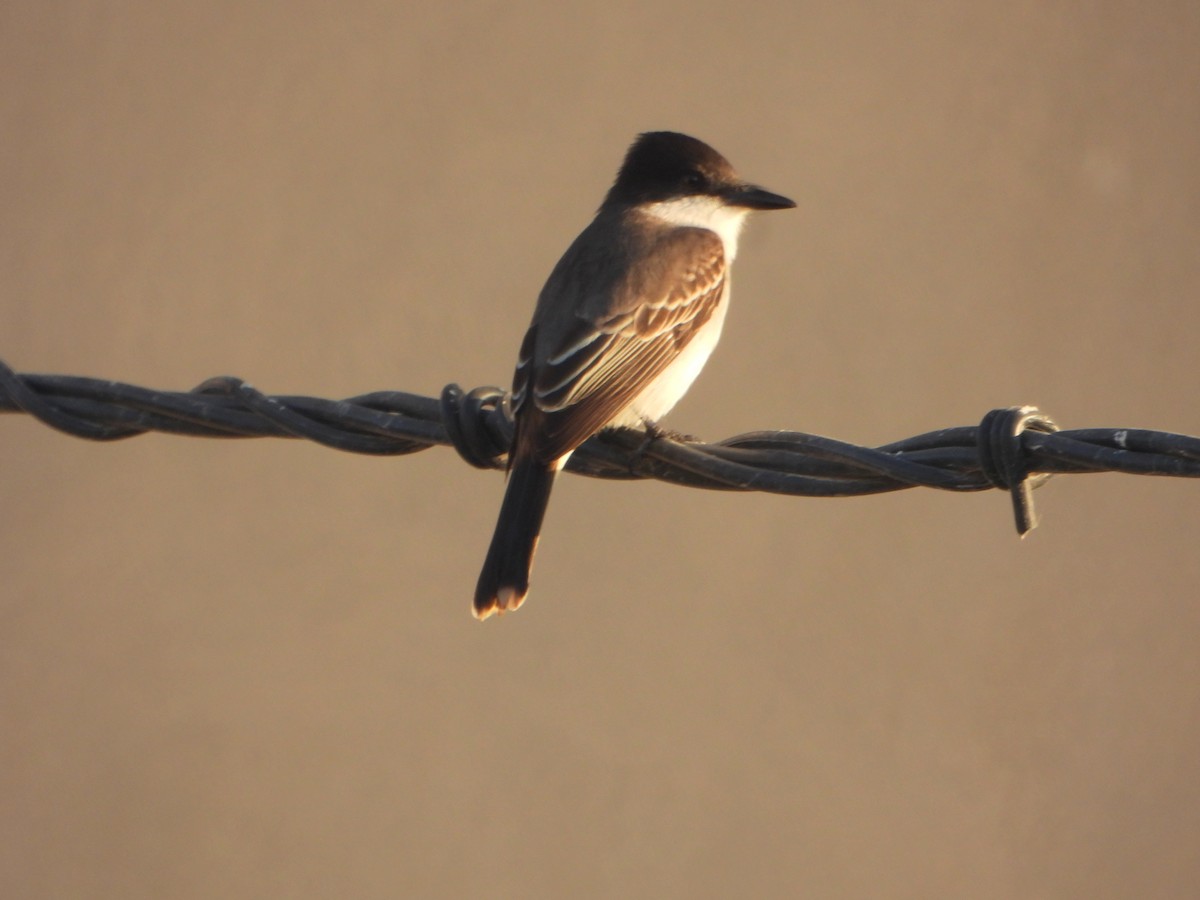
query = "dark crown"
xmin=603 ymin=131 xmax=737 ymax=206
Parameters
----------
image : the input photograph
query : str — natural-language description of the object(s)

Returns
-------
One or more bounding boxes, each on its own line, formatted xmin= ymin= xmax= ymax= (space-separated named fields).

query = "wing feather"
xmin=518 ymin=225 xmax=726 ymax=461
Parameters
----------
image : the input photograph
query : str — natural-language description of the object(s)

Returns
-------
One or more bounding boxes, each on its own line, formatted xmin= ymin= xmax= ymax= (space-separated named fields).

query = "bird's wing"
xmin=511 ymin=226 xmax=725 ymax=462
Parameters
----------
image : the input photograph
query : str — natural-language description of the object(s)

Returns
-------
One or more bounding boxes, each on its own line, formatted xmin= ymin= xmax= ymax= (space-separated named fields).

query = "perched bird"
xmin=474 ymin=131 xmax=794 ymax=619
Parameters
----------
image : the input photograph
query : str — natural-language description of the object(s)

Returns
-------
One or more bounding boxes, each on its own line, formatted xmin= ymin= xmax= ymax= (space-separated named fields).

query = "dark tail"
xmin=474 ymin=456 xmax=558 ymax=619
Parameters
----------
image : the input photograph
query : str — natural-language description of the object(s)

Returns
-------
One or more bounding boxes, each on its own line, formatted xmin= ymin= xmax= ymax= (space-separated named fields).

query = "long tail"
xmin=474 ymin=456 xmax=558 ymax=620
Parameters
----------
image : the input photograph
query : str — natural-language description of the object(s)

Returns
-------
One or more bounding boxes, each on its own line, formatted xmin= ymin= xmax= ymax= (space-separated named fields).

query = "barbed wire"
xmin=3 ymin=358 xmax=1198 ymax=536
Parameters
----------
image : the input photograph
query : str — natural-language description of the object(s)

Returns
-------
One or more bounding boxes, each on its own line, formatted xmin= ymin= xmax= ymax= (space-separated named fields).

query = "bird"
xmin=474 ymin=131 xmax=795 ymax=619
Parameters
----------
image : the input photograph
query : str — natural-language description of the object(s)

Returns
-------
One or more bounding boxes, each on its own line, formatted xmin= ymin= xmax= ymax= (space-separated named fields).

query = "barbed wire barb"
xmin=3 ymin=358 xmax=1198 ymax=537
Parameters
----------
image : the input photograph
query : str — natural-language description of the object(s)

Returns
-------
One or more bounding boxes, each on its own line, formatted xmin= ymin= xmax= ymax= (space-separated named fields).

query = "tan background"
xmin=3 ymin=3 xmax=1199 ymax=898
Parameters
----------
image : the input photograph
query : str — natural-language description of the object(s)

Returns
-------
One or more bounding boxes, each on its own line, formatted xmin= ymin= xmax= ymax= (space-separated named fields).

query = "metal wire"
xmin=3 ymin=358 xmax=1198 ymax=535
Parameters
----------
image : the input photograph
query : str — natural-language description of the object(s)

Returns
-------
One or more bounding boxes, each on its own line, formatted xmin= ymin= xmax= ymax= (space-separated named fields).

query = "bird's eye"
xmin=683 ymin=170 xmax=706 ymax=189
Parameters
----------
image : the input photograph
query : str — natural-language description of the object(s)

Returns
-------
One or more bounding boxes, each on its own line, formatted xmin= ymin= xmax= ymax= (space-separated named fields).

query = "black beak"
xmin=725 ymin=182 xmax=796 ymax=211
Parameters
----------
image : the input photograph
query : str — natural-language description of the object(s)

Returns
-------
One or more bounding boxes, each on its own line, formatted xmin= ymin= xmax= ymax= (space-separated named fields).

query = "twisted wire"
xmin=3 ymin=358 xmax=1198 ymax=535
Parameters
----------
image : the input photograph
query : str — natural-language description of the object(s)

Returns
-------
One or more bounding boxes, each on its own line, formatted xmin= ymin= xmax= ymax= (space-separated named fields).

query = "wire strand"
xmin=3 ymin=358 xmax=1198 ymax=535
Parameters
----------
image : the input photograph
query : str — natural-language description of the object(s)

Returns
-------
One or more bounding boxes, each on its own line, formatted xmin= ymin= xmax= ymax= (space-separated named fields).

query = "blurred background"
xmin=3 ymin=3 xmax=1199 ymax=897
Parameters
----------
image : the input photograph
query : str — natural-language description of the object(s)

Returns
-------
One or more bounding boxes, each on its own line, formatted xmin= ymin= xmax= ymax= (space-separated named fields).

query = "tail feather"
xmin=474 ymin=457 xmax=558 ymax=620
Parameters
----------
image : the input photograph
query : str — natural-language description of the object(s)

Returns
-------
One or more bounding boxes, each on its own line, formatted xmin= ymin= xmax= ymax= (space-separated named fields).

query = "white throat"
xmin=642 ymin=195 xmax=749 ymax=261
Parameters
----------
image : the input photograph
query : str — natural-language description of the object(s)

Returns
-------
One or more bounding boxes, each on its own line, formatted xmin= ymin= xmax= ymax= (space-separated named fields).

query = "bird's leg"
xmin=626 ymin=417 xmax=698 ymax=476
xmin=640 ymin=416 xmax=697 ymax=444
